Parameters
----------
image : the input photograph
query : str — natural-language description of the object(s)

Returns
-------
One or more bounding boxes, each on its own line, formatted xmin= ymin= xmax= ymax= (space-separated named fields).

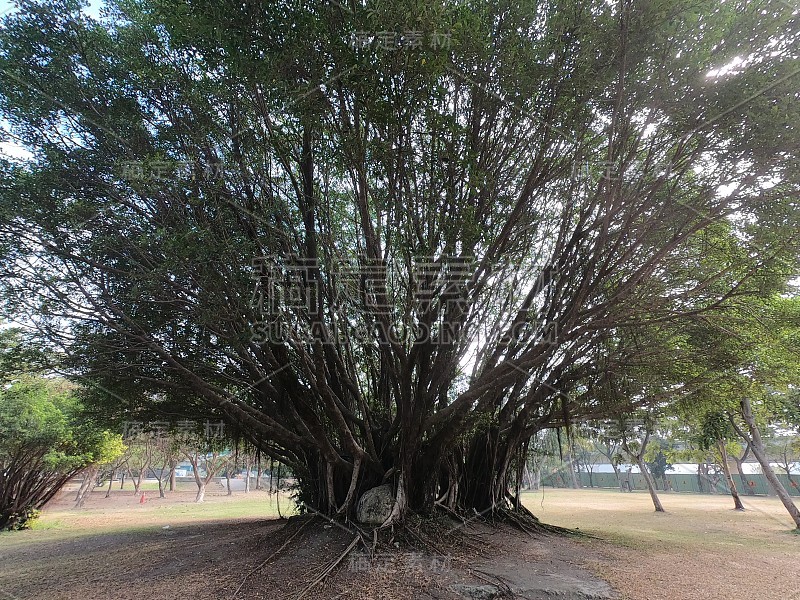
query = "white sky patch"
xmin=706 ymin=55 xmax=746 ymax=78
xmin=0 ymin=0 xmax=101 ymax=19
xmin=0 ymin=140 xmax=33 ymax=161
xmin=641 ymin=123 xmax=658 ymax=139
xmin=716 ymin=182 xmax=738 ymax=198
xmin=758 ymin=175 xmax=780 ymax=190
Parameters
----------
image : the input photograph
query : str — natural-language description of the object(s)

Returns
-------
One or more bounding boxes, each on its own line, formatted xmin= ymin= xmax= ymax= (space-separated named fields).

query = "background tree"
xmin=769 ymin=390 xmax=800 ymax=491
xmin=613 ymin=413 xmax=665 ymax=512
xmin=590 ymin=431 xmax=623 ymax=488
xmin=698 ymin=411 xmax=745 ymax=510
xmin=223 ymin=451 xmax=238 ymax=496
xmin=732 ymin=396 xmax=800 ymax=527
xmin=123 ymin=436 xmax=152 ymax=497
xmin=525 ymin=430 xmax=563 ymax=491
xmin=728 ymin=302 xmax=800 ymax=527
xmin=0 ymin=376 xmax=123 ymax=529
xmin=181 ymin=436 xmax=229 ymax=503
xmin=732 ymin=441 xmax=754 ymax=496
xmin=644 ymin=440 xmax=673 ymax=492
xmin=770 ymin=437 xmax=800 ymax=490
xmin=102 ymin=447 xmax=130 ymax=498
xmin=74 ymin=445 xmax=128 ymax=508
xmin=572 ymin=433 xmax=603 ymax=488
xmin=237 ymin=444 xmax=257 ymax=494
xmin=148 ymin=433 xmax=181 ymax=499
xmin=675 ymin=296 xmax=800 ymax=527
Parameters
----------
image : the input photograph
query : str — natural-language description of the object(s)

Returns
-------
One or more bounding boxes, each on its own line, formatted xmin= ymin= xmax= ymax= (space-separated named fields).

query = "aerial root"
xmin=472 ymin=568 xmax=517 ymax=598
xmin=495 ymin=506 xmax=535 ymax=536
xmin=434 ymin=500 xmax=468 ymax=526
xmin=403 ymin=521 xmax=448 ymax=556
xmin=430 ymin=498 xmax=588 ymax=538
xmin=293 ymin=535 xmax=361 ymax=600
xmin=495 ymin=505 xmax=590 ymax=537
xmin=232 ymin=515 xmax=314 ymax=598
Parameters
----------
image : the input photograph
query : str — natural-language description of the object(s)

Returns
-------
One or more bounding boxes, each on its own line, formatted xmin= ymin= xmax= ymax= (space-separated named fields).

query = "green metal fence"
xmin=541 ymin=471 xmax=800 ymax=496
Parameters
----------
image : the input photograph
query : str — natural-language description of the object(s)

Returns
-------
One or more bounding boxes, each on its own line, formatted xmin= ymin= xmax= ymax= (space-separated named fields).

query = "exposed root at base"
xmin=232 ymin=515 xmax=315 ymax=598
xmin=293 ymin=535 xmax=361 ymax=600
xmin=471 ymin=568 xmax=517 ymax=598
xmin=231 ymin=500 xmax=597 ymax=599
xmin=429 ymin=502 xmax=590 ymax=538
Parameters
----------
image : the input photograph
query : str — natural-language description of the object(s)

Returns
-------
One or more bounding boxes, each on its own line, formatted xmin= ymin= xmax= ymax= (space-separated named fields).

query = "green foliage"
xmin=0 ymin=377 xmax=120 ymax=467
xmin=645 ymin=448 xmax=673 ymax=481
xmin=0 ymin=375 xmax=124 ymax=529
xmin=4 ymin=508 xmax=40 ymax=531
xmin=0 ymin=326 xmax=47 ymax=384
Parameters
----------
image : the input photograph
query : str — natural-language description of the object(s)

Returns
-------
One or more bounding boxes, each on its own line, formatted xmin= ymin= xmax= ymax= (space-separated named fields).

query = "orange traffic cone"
xmin=139 ymin=492 xmax=147 ymax=504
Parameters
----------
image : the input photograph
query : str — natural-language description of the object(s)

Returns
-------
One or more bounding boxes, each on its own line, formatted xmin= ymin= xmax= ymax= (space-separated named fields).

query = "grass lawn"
xmin=522 ymin=487 xmax=800 ymax=600
xmin=0 ymin=484 xmax=297 ymax=549
xmin=1 ymin=484 xmax=798 ymax=600
xmin=0 ymin=485 xmax=301 ymax=600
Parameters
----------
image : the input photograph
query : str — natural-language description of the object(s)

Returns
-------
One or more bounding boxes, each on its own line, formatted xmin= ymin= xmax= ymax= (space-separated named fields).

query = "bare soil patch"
xmin=0 ymin=486 xmax=613 ymax=600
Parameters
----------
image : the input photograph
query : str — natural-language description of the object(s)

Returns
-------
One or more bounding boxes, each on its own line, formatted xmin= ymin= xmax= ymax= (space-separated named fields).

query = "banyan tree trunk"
xmin=283 ymin=424 xmax=540 ymax=525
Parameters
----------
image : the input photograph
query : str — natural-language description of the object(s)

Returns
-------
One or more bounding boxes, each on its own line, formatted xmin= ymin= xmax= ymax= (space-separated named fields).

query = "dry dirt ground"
xmin=0 ymin=484 xmax=797 ymax=600
xmin=525 ymin=487 xmax=800 ymax=600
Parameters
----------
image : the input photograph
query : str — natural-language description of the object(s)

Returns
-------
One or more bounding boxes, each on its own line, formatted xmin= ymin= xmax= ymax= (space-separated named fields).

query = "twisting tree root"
xmin=293 ymin=535 xmax=361 ymax=600
xmin=233 ymin=498 xmax=592 ymax=599
xmin=232 ymin=516 xmax=314 ymax=598
xmin=472 ymin=568 xmax=517 ymax=598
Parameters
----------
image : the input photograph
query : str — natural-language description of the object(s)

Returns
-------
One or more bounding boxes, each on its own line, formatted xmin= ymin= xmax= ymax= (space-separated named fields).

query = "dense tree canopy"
xmin=1 ymin=0 xmax=798 ymax=520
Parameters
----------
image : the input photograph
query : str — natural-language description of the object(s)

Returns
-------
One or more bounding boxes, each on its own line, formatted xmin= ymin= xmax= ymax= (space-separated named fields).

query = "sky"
xmin=0 ymin=1 xmax=100 ymax=160
xmin=0 ymin=0 xmax=100 ymax=18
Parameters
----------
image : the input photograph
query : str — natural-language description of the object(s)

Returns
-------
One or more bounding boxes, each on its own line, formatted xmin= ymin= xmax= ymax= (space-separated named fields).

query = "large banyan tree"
xmin=1 ymin=0 xmax=798 ymax=520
